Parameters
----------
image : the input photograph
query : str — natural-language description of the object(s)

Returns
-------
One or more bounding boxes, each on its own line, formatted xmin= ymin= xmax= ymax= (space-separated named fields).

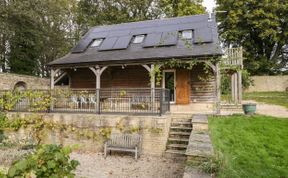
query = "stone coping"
xmin=185 ymin=131 xmax=213 ymax=157
xmin=191 ymin=114 xmax=208 ymax=124
xmin=186 ymin=115 xmax=213 ymax=158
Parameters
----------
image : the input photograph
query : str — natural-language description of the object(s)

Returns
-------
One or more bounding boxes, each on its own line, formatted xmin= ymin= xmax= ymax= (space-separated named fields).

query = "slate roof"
xmin=48 ymin=14 xmax=222 ymax=67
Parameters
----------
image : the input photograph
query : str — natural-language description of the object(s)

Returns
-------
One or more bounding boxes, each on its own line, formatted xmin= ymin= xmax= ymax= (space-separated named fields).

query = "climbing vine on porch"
xmin=150 ymin=57 xmax=220 ymax=86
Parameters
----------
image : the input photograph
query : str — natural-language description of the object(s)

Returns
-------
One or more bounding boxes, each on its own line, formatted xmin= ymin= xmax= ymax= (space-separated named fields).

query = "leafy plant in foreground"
xmin=3 ymin=144 xmax=79 ymax=178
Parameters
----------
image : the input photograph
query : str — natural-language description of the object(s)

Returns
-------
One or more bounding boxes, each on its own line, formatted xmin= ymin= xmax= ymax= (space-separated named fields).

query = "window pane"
xmin=133 ymin=35 xmax=145 ymax=43
xmin=182 ymin=30 xmax=192 ymax=39
xmin=91 ymin=39 xmax=103 ymax=47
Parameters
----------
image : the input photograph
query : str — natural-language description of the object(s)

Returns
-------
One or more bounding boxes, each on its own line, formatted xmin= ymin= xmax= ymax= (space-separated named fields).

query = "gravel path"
xmin=71 ymin=152 xmax=185 ymax=178
xmin=244 ymin=100 xmax=288 ymax=118
xmin=256 ymin=103 xmax=288 ymax=118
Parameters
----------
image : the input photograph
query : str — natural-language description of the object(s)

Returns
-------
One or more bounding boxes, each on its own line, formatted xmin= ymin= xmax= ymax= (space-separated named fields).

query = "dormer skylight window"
xmin=181 ymin=30 xmax=193 ymax=39
xmin=132 ymin=35 xmax=145 ymax=44
xmin=91 ymin=38 xmax=104 ymax=47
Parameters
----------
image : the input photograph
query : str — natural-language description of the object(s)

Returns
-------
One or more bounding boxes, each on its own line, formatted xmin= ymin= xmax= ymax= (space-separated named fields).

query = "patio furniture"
xmin=104 ymin=133 xmax=142 ymax=160
xmin=131 ymin=95 xmax=150 ymax=110
xmin=71 ymin=95 xmax=79 ymax=108
xmin=88 ymin=95 xmax=97 ymax=109
xmin=79 ymin=96 xmax=88 ymax=109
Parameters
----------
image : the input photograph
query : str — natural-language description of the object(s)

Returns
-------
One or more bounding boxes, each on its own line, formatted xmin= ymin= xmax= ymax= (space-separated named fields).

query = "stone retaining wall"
xmin=247 ymin=75 xmax=288 ymax=92
xmin=0 ymin=73 xmax=49 ymax=90
xmin=6 ymin=112 xmax=171 ymax=156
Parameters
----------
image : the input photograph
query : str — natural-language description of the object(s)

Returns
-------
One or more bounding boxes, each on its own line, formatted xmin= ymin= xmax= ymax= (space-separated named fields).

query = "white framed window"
xmin=91 ymin=38 xmax=104 ymax=47
xmin=132 ymin=35 xmax=145 ymax=44
xmin=181 ymin=30 xmax=193 ymax=39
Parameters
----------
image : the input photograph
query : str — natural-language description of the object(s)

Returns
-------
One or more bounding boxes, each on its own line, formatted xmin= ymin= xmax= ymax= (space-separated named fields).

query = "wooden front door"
xmin=176 ymin=69 xmax=190 ymax=104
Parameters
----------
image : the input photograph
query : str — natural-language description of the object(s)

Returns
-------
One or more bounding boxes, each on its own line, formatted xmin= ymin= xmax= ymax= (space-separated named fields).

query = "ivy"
xmin=0 ymin=90 xmax=52 ymax=112
xmin=150 ymin=57 xmax=220 ymax=85
xmin=0 ymin=113 xmax=115 ymax=145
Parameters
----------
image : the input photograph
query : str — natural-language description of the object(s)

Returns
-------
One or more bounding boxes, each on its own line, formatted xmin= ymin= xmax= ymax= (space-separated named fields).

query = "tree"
xmin=76 ymin=0 xmax=162 ymax=33
xmin=159 ymin=0 xmax=206 ymax=17
xmin=76 ymin=0 xmax=206 ymax=37
xmin=1 ymin=0 xmax=77 ymax=76
xmin=217 ymin=0 xmax=288 ymax=75
xmin=0 ymin=0 xmax=11 ymax=72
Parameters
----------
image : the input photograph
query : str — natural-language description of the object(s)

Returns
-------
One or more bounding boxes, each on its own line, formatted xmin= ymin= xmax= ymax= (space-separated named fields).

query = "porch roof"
xmin=48 ymin=14 xmax=223 ymax=67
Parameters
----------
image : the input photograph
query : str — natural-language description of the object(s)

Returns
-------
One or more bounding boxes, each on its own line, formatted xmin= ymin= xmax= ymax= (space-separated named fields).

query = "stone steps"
xmin=221 ymin=104 xmax=243 ymax=113
xmin=167 ymin=144 xmax=188 ymax=149
xmin=165 ymin=149 xmax=186 ymax=155
xmin=166 ymin=117 xmax=193 ymax=156
xmin=170 ymin=126 xmax=192 ymax=130
xmin=168 ymin=137 xmax=190 ymax=142
xmin=171 ymin=121 xmax=191 ymax=125
xmin=169 ymin=131 xmax=191 ymax=136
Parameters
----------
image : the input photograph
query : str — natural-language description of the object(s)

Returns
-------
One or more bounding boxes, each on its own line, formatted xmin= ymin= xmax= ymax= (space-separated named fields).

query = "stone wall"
xmin=246 ymin=75 xmax=288 ymax=92
xmin=6 ymin=112 xmax=171 ymax=156
xmin=0 ymin=72 xmax=49 ymax=90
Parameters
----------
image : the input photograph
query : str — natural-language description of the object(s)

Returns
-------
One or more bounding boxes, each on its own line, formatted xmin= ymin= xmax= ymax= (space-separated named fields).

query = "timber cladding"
xmin=175 ymin=65 xmax=216 ymax=104
xmin=67 ymin=65 xmax=216 ymax=104
xmin=190 ymin=64 xmax=216 ymax=103
xmin=68 ymin=66 xmax=150 ymax=89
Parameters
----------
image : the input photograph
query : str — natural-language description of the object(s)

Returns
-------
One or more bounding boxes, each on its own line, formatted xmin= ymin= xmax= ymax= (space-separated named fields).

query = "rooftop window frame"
xmin=132 ymin=34 xmax=146 ymax=44
xmin=90 ymin=38 xmax=104 ymax=47
xmin=181 ymin=30 xmax=193 ymax=40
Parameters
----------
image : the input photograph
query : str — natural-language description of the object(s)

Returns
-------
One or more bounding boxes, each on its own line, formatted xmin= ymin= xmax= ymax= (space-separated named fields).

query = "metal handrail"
xmin=0 ymin=88 xmax=170 ymax=115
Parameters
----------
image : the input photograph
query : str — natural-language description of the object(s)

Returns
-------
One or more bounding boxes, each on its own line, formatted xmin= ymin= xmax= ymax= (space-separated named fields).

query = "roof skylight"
xmin=181 ymin=30 xmax=193 ymax=39
xmin=91 ymin=39 xmax=104 ymax=47
xmin=132 ymin=35 xmax=145 ymax=44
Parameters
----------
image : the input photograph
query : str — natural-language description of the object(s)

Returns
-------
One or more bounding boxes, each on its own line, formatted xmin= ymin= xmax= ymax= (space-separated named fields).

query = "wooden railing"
xmin=221 ymin=47 xmax=243 ymax=68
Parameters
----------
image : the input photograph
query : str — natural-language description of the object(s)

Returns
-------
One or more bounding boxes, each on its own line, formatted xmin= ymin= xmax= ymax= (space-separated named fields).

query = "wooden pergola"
xmin=221 ymin=47 xmax=244 ymax=104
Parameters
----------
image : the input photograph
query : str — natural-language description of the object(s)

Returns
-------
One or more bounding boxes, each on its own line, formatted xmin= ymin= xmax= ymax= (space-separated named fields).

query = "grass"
xmin=209 ymin=114 xmax=288 ymax=178
xmin=243 ymin=91 xmax=288 ymax=108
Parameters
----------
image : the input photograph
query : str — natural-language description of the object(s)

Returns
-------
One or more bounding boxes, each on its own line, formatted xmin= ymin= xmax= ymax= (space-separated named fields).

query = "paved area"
xmin=243 ymin=100 xmax=288 ymax=118
xmin=71 ymin=152 xmax=185 ymax=178
xmin=256 ymin=103 xmax=288 ymax=118
xmin=183 ymin=167 xmax=211 ymax=178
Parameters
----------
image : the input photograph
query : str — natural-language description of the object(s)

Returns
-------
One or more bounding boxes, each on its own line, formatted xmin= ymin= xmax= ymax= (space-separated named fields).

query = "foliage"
xmin=76 ymin=0 xmax=206 ymax=31
xmin=198 ymin=156 xmax=221 ymax=175
xmin=0 ymin=0 xmax=77 ymax=76
xmin=243 ymin=91 xmax=288 ymax=108
xmin=0 ymin=148 xmax=32 ymax=168
xmin=242 ymin=70 xmax=254 ymax=90
xmin=0 ymin=112 xmax=114 ymax=145
xmin=186 ymin=156 xmax=221 ymax=175
xmin=150 ymin=58 xmax=218 ymax=85
xmin=2 ymin=144 xmax=79 ymax=178
xmin=217 ymin=0 xmax=288 ymax=75
xmin=221 ymin=69 xmax=253 ymax=95
xmin=76 ymin=0 xmax=161 ymax=33
xmin=0 ymin=90 xmax=52 ymax=112
xmin=159 ymin=0 xmax=205 ymax=17
xmin=148 ymin=127 xmax=163 ymax=134
xmin=209 ymin=115 xmax=288 ymax=177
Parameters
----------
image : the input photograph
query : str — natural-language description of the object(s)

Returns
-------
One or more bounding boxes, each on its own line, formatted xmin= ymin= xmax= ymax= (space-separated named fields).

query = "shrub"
xmin=3 ymin=144 xmax=79 ymax=178
xmin=221 ymin=69 xmax=254 ymax=95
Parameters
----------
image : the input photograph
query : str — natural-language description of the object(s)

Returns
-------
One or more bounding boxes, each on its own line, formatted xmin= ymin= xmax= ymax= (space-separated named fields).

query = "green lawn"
xmin=209 ymin=115 xmax=288 ymax=178
xmin=243 ymin=91 xmax=288 ymax=108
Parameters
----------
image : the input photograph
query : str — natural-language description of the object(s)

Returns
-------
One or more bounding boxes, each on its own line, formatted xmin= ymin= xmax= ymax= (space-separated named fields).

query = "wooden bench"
xmin=104 ymin=134 xmax=142 ymax=160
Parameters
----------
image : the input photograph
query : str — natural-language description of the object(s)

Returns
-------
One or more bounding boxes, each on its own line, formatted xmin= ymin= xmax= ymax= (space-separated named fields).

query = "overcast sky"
xmin=202 ymin=0 xmax=216 ymax=13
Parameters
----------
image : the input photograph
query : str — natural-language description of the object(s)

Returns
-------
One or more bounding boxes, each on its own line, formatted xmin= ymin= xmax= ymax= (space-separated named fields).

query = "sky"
xmin=202 ymin=0 xmax=216 ymax=13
